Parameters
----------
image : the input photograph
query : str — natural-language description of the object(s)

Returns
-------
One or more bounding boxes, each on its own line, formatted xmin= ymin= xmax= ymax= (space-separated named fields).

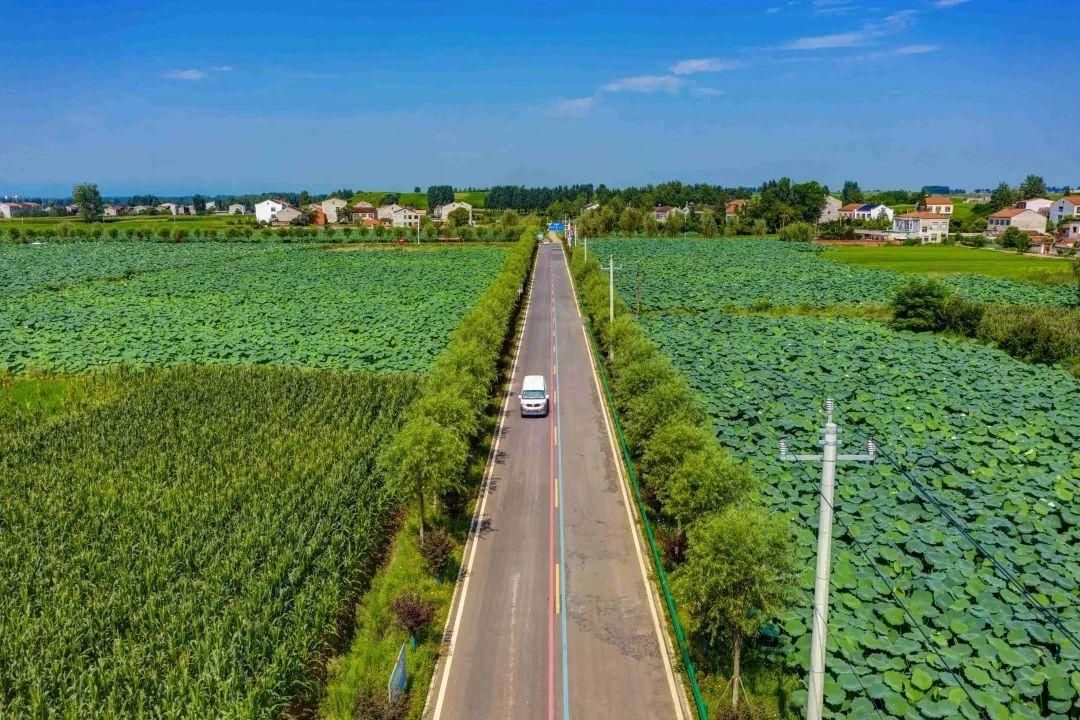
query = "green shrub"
xmin=778 ymin=221 xmax=813 ymax=243
xmin=890 ymin=278 xmax=950 ymax=332
xmin=999 ymin=226 xmax=1029 ymax=251
xmin=976 ymin=305 xmax=1080 ymax=366
xmin=942 ymin=294 xmax=985 ymax=336
xmin=354 ymin=689 xmax=409 ymax=720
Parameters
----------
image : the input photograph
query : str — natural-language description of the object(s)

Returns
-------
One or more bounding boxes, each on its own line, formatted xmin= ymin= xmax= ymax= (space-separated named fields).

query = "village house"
xmin=724 ymin=199 xmax=747 ymax=223
xmin=352 ymin=201 xmax=377 ymax=222
xmin=582 ymin=202 xmax=601 ymax=213
xmin=1049 ymin=196 xmax=1080 ymax=224
xmin=892 ymin=211 xmax=950 ymax=244
xmin=818 ymin=196 xmax=842 ymax=222
xmin=390 ymin=206 xmax=423 ymax=228
xmin=158 ymin=202 xmax=195 ymax=216
xmin=103 ymin=205 xmax=124 ymax=217
xmin=377 ymin=203 xmax=403 ymax=223
xmin=963 ymin=193 xmax=991 ymax=204
xmin=432 ymin=201 xmax=474 ymax=225
xmin=273 ymin=206 xmax=302 ymax=226
xmin=320 ymin=197 xmax=348 ymax=224
xmin=228 ymin=203 xmax=246 ymax=215
xmin=652 ymin=205 xmax=675 ymax=223
xmin=131 ymin=205 xmax=153 ymax=214
xmin=1015 ymin=198 xmax=1052 ymax=214
xmin=853 ymin=203 xmax=894 ymax=222
xmin=0 ymin=202 xmax=24 ymax=218
xmin=987 ymin=208 xmax=1047 ymax=236
xmin=254 ymin=199 xmax=294 ymax=224
xmin=838 ymin=202 xmax=862 ymax=220
xmin=306 ymin=206 xmax=327 ymax=226
xmin=923 ymin=196 xmax=953 ymax=215
xmin=204 ymin=201 xmax=218 ymax=211
xmin=1059 ymin=220 xmax=1080 ymax=243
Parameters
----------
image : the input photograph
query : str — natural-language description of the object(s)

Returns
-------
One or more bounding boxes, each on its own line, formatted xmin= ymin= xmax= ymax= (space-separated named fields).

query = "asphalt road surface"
xmin=426 ymin=241 xmax=686 ymax=720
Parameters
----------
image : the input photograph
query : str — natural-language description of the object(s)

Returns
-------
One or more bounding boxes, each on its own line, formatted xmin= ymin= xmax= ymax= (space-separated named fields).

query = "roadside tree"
xmin=72 ymin=183 xmax=103 ymax=223
xmin=674 ymin=506 xmax=795 ymax=714
xmin=1000 ymin=226 xmax=1029 ymax=251
xmin=841 ymin=180 xmax=863 ymax=204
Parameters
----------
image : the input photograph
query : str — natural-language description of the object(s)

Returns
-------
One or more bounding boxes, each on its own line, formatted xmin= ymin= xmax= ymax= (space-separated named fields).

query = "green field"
xmin=0 ymin=366 xmax=418 ymax=718
xmin=826 ymin=244 xmax=1077 ymax=287
xmin=0 ymin=242 xmax=505 ymax=372
xmin=592 ymin=238 xmax=1079 ymax=719
xmin=0 ymin=214 xmax=253 ymax=230
xmin=590 ymin=238 xmax=1078 ymax=308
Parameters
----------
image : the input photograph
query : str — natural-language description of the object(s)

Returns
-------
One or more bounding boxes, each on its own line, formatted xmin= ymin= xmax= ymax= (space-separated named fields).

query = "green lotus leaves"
xmin=0 ymin=243 xmax=506 ymax=373
xmin=590 ymin=238 xmax=1080 ymax=718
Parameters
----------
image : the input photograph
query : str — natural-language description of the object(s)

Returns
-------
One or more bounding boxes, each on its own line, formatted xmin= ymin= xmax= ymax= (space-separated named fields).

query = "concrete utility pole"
xmin=605 ymin=254 xmax=622 ymax=323
xmin=583 ymin=236 xmax=588 ymax=263
xmin=779 ymin=399 xmax=877 ymax=720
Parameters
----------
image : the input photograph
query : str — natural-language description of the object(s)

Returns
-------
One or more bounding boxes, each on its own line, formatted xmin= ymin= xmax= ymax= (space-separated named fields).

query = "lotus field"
xmin=0 ymin=242 xmax=506 ymax=373
xmin=592 ymin=238 xmax=1079 ymax=718
xmin=589 ymin=238 xmax=1078 ymax=309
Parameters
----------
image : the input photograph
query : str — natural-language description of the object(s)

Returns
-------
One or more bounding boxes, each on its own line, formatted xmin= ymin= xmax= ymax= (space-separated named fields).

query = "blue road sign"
xmin=548 ymin=222 xmax=565 ymax=232
xmin=388 ymin=642 xmax=407 ymax=703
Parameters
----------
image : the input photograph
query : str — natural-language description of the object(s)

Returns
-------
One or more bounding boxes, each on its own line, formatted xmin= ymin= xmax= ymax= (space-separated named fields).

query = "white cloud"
xmin=601 ymin=75 xmax=683 ymax=93
xmin=813 ymin=0 xmax=857 ymax=15
xmin=767 ymin=6 xmax=782 ymax=13
xmin=933 ymin=0 xmax=971 ymax=7
xmin=782 ymin=9 xmax=917 ymax=50
xmin=692 ymin=87 xmax=725 ymax=96
xmin=548 ymin=96 xmax=596 ymax=118
xmin=164 ymin=69 xmax=207 ymax=81
xmin=670 ymin=58 xmax=743 ymax=75
xmin=891 ymin=43 xmax=940 ymax=55
xmin=783 ymin=31 xmax=866 ymax=50
xmin=163 ymin=66 xmax=235 ymax=81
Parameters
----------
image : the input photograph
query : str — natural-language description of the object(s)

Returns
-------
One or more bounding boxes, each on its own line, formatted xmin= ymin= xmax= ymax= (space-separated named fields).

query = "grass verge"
xmin=825 ymin=244 xmax=1077 ymax=286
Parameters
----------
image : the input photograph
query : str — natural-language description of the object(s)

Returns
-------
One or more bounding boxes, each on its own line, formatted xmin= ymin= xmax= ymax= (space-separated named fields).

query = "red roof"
xmin=989 ymin=208 xmax=1029 ymax=218
xmin=924 ymin=196 xmax=952 ymax=205
xmin=725 ymin=199 xmax=747 ymax=213
xmin=840 ymin=203 xmax=862 ymax=212
xmin=1061 ymin=195 xmax=1080 ymax=205
xmin=653 ymin=205 xmax=673 ymax=212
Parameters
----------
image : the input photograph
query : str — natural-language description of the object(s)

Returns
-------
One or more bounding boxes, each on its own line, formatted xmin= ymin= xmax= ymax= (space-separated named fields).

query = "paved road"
xmin=426 ymin=241 xmax=686 ymax=720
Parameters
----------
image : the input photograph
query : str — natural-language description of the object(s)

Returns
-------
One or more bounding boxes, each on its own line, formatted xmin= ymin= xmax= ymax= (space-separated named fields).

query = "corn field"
xmin=0 ymin=366 xmax=418 ymax=718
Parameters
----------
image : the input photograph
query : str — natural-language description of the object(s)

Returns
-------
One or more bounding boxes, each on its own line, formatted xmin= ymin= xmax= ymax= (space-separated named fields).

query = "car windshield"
xmin=522 ymin=389 xmax=545 ymax=399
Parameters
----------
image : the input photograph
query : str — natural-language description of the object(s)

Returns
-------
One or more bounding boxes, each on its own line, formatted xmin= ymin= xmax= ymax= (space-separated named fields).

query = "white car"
xmin=519 ymin=375 xmax=550 ymax=417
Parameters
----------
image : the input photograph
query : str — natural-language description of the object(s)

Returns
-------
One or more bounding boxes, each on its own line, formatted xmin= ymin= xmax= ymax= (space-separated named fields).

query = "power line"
xmin=705 ymin=345 xmax=1079 ymax=646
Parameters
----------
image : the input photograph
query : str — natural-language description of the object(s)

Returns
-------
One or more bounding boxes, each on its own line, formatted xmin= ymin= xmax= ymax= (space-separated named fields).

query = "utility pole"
xmin=605 ymin=254 xmax=622 ymax=323
xmin=636 ymin=262 xmax=641 ymax=315
xmin=583 ymin=236 xmax=588 ymax=263
xmin=779 ymin=399 xmax=877 ymax=720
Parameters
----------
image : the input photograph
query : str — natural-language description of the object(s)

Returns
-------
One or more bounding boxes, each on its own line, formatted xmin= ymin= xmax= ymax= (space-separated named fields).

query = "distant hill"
xmin=347 ymin=190 xmax=489 ymax=209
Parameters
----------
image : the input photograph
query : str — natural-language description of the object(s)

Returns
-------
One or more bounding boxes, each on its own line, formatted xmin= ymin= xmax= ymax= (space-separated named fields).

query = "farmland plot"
xmin=0 ymin=366 xmax=419 ymax=718
xmin=589 ymin=238 xmax=1078 ymax=308
xmin=0 ymin=243 xmax=505 ymax=373
xmin=593 ymin=239 xmax=1079 ymax=718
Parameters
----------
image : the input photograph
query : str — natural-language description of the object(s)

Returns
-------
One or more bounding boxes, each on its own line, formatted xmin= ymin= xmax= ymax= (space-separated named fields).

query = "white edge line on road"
xmin=560 ymin=246 xmax=689 ymax=720
xmin=425 ymin=246 xmax=540 ymax=720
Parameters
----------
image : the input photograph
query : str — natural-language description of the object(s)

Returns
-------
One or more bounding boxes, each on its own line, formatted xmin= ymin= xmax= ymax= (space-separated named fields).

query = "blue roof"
xmin=857 ymin=203 xmax=878 ymax=211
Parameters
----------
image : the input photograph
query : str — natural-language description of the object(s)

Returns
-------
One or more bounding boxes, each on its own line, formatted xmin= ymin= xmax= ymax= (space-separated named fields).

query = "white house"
xmin=254 ymin=199 xmax=293 ymax=224
xmin=1059 ymin=220 xmax=1080 ymax=243
xmin=273 ymin=206 xmax=302 ymax=225
xmin=321 ymin=197 xmax=348 ymax=224
xmin=1015 ymin=198 xmax=1052 ymax=214
xmin=853 ymin=203 xmax=894 ymax=222
xmin=390 ymin=206 xmax=422 ymax=228
xmin=987 ymin=208 xmax=1047 ymax=235
xmin=433 ymin=201 xmax=473 ymax=225
xmin=923 ymin=196 xmax=953 ymax=216
xmin=228 ymin=203 xmax=246 ymax=215
xmin=377 ymin=203 xmax=403 ymax=222
xmin=819 ymin=196 xmax=842 ymax=223
xmin=103 ymin=205 xmax=124 ymax=217
xmin=724 ymin=199 xmax=747 ymax=223
xmin=0 ymin=202 xmax=24 ymax=218
xmin=204 ymin=201 xmax=218 ymax=211
xmin=838 ymin=202 xmax=862 ymax=220
xmin=1049 ymin=196 xmax=1080 ymax=223
xmin=892 ymin=212 xmax=950 ymax=244
xmin=158 ymin=202 xmax=195 ymax=216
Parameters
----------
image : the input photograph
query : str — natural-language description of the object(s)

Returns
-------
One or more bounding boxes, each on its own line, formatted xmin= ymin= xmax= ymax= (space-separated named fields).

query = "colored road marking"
xmin=554 ymin=564 xmax=561 ymax=614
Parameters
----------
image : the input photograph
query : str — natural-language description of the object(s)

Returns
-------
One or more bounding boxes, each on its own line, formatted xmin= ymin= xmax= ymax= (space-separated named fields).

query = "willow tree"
xmin=674 ymin=505 xmax=795 ymax=713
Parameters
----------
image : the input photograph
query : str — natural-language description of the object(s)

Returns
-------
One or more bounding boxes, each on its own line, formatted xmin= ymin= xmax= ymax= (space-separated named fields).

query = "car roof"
xmin=522 ymin=375 xmax=546 ymax=389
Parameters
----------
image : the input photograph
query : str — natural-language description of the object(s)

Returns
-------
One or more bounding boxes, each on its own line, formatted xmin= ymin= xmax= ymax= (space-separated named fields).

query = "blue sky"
xmin=2 ymin=0 xmax=1076 ymax=196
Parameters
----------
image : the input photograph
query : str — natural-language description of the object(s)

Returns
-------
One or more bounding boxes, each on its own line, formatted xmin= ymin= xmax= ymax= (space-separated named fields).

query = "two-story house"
xmin=1049 ymin=196 xmax=1080 ymax=224
xmin=892 ymin=212 xmax=950 ymax=244
xmin=987 ymin=208 xmax=1047 ymax=236
xmin=923 ymin=196 xmax=953 ymax=215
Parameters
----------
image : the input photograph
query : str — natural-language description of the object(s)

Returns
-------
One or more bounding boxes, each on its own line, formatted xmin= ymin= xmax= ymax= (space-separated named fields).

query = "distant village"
xmin=0 ymin=197 xmax=475 ymax=229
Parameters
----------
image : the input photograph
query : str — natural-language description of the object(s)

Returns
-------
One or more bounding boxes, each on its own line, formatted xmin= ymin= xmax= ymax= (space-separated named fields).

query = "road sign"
xmin=548 ymin=222 xmax=565 ymax=232
xmin=388 ymin=642 xmax=407 ymax=704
